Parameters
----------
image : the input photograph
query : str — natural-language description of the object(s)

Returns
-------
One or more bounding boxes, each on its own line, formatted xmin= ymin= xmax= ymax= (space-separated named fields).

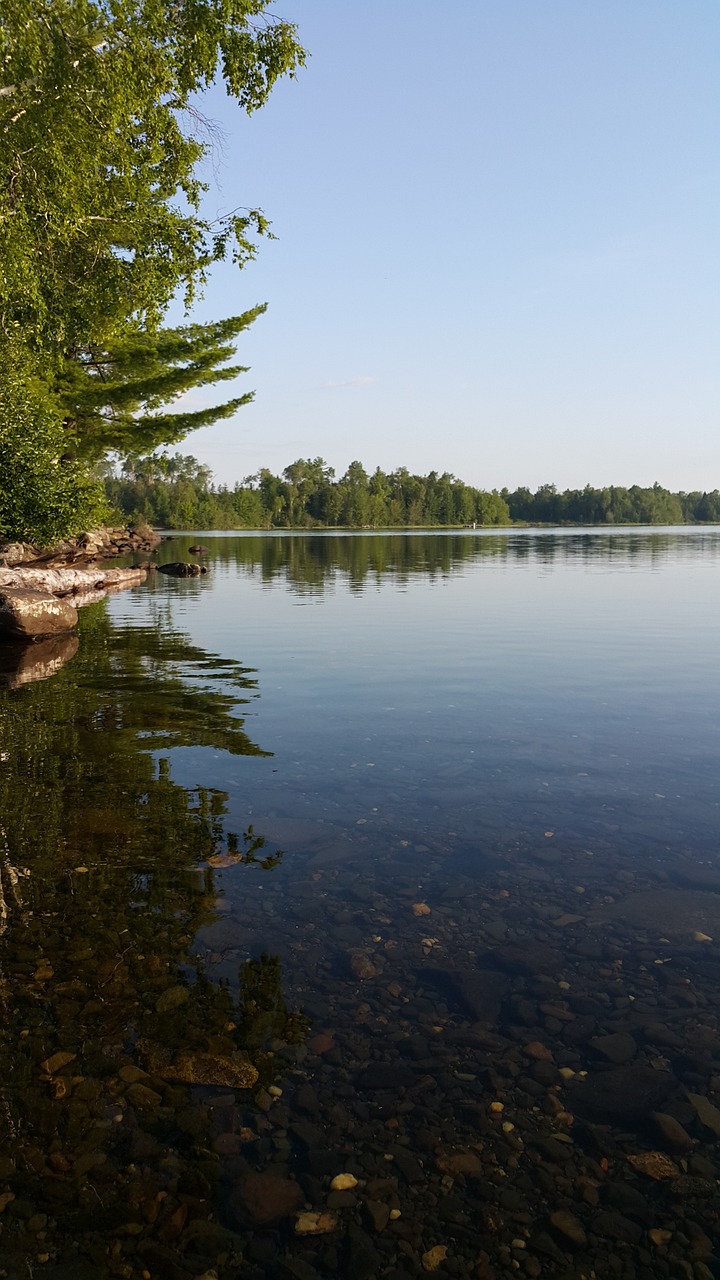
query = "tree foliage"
xmin=106 ymin=455 xmax=720 ymax=531
xmin=0 ymin=350 xmax=107 ymax=543
xmin=0 ymin=1 xmax=305 ymax=354
xmin=106 ymin=452 xmax=512 ymax=529
xmin=503 ymin=482 xmax=693 ymax=525
xmin=54 ymin=306 xmax=267 ymax=460
xmin=0 ymin=1 xmax=304 ymax=542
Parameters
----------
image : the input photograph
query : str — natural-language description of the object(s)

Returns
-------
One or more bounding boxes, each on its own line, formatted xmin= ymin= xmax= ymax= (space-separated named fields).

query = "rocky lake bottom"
xmin=1 ymin=818 xmax=719 ymax=1280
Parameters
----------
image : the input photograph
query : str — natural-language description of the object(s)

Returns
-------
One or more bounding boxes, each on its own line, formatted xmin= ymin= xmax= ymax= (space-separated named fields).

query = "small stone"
xmin=687 ymin=1093 xmax=720 ymax=1138
xmin=412 ymin=902 xmax=431 ymax=917
xmin=524 ymin=1041 xmax=553 ymax=1061
xmin=490 ymin=1101 xmax=504 ymax=1113
xmin=155 ymin=985 xmax=189 ymax=1013
xmin=650 ymin=1112 xmax=695 ymax=1151
xmin=330 ymin=1173 xmax=358 ymax=1191
xmin=589 ymin=1032 xmax=637 ymax=1064
xmin=422 ymin=1245 xmax=449 ymax=1271
xmin=119 ymin=1065 xmax=151 ymax=1084
xmin=125 ymin=1083 xmax=163 ymax=1109
xmin=649 ymin=1229 xmax=673 ymax=1246
xmin=294 ymin=1211 xmax=338 ymax=1235
xmin=308 ymin=1033 xmax=335 ymax=1054
xmin=351 ymin=954 xmax=380 ymax=980
xmin=41 ymin=1051 xmax=77 ymax=1075
xmin=693 ymin=932 xmax=712 ymax=943
xmin=550 ymin=1210 xmax=587 ymax=1247
xmin=231 ymin=1172 xmax=303 ymax=1225
xmin=627 ymin=1151 xmax=679 ymax=1180
xmin=365 ymin=1200 xmax=390 ymax=1233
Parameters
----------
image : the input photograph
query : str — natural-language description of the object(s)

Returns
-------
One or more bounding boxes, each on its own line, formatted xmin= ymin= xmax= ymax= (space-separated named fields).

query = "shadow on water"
xmin=0 ymin=601 xmax=305 ymax=1278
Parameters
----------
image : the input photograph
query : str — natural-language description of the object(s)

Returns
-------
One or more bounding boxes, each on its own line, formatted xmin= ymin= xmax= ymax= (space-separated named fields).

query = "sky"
xmin=172 ymin=1 xmax=719 ymax=492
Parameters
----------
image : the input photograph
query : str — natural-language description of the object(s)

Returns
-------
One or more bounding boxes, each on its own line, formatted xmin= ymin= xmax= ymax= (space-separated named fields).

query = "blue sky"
xmin=175 ymin=1 xmax=719 ymax=492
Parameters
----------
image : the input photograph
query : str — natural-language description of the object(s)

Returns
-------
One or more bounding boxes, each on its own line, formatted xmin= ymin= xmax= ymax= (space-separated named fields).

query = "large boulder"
xmin=0 ymin=589 xmax=78 ymax=640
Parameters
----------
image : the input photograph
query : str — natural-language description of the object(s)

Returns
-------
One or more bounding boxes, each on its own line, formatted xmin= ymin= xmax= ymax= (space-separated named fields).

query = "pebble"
xmin=350 ymin=954 xmax=380 ymax=980
xmin=329 ymin=1173 xmax=358 ymax=1191
xmin=422 ymin=1245 xmax=449 ymax=1270
xmin=549 ymin=1210 xmax=587 ymax=1247
xmin=294 ymin=1211 xmax=338 ymax=1235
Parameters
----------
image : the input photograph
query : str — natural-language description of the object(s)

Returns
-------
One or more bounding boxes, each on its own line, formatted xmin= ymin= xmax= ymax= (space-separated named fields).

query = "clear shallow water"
xmin=1 ymin=529 xmax=720 ymax=1279
xmin=119 ymin=528 xmax=720 ymax=864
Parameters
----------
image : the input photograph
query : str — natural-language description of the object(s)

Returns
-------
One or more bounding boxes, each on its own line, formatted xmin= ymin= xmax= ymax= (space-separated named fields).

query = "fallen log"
xmin=0 ymin=566 xmax=148 ymax=597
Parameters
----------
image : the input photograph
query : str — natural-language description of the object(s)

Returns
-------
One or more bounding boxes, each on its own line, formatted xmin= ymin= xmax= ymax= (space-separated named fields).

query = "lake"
xmin=1 ymin=528 xmax=719 ymax=1280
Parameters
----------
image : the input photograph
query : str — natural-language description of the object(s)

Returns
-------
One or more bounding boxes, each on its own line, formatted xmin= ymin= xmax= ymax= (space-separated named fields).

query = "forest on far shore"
xmin=104 ymin=453 xmax=720 ymax=530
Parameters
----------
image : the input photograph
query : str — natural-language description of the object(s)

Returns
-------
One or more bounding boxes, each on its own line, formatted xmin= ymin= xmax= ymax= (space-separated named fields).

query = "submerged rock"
xmin=230 ymin=1172 xmax=303 ymax=1225
xmin=567 ymin=1065 xmax=676 ymax=1121
xmin=138 ymin=1040 xmax=258 ymax=1088
xmin=157 ymin=561 xmax=207 ymax=577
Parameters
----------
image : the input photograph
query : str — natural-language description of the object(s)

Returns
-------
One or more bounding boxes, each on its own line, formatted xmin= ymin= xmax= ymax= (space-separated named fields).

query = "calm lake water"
xmin=1 ymin=528 xmax=720 ymax=1280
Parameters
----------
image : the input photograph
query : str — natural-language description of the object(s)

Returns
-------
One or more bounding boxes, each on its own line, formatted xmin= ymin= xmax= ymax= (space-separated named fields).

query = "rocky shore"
xmin=0 ymin=522 xmax=161 ymax=569
xmin=0 ymin=525 xmax=158 ymax=650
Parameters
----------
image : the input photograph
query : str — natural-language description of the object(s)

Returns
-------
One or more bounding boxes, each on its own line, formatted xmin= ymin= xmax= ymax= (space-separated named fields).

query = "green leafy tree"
xmin=1 ymin=1 xmax=305 ymax=356
xmin=0 ymin=1 xmax=304 ymax=542
xmin=0 ymin=351 xmax=107 ymax=542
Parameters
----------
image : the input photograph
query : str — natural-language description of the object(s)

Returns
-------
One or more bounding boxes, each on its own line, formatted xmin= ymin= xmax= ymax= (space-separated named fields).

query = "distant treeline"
xmin=105 ymin=454 xmax=720 ymax=529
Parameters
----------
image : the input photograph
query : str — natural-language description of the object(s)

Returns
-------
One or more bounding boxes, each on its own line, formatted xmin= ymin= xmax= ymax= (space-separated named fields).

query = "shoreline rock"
xmin=0 ymin=521 xmax=161 ymax=569
xmin=0 ymin=567 xmax=148 ymax=643
xmin=0 ymin=566 xmax=148 ymax=599
xmin=0 ymin=589 xmax=78 ymax=641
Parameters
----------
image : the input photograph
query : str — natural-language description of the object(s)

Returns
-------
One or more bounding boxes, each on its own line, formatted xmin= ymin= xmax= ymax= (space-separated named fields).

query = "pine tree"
xmin=52 ymin=307 xmax=266 ymax=461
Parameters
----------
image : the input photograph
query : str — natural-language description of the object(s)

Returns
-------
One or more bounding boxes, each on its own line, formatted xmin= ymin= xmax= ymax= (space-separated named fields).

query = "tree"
xmin=0 ymin=348 xmax=107 ymax=542
xmin=0 ymin=1 xmax=304 ymax=541
xmin=340 ymin=461 xmax=371 ymax=526
xmin=53 ymin=307 xmax=267 ymax=461
xmin=1 ymin=2 xmax=305 ymax=357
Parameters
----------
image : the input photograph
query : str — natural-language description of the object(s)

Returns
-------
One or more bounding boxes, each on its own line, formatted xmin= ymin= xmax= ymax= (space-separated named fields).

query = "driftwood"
xmin=0 ymin=566 xmax=147 ymax=598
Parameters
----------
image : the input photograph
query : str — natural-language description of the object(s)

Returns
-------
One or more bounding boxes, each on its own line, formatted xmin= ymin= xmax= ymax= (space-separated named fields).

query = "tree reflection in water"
xmin=0 ymin=601 xmax=302 ymax=1278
